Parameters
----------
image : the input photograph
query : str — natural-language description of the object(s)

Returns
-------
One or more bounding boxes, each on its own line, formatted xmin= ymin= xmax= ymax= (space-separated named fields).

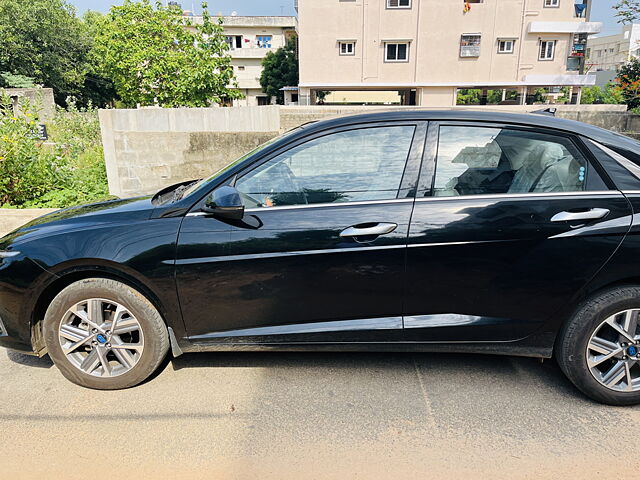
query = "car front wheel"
xmin=43 ymin=278 xmax=169 ymax=390
xmin=557 ymin=286 xmax=640 ymax=405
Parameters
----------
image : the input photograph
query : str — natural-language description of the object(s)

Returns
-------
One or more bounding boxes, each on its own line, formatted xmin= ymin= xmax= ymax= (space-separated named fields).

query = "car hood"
xmin=0 ymin=196 xmax=155 ymax=249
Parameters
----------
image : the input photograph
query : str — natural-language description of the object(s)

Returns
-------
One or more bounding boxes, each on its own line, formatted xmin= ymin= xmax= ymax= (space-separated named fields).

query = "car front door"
xmin=404 ymin=122 xmax=633 ymax=343
xmin=176 ymin=122 xmax=426 ymax=344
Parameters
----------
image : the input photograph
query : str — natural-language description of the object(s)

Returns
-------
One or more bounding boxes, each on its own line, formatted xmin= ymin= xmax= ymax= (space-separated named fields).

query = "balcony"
xmin=228 ymin=47 xmax=274 ymax=59
xmin=528 ymin=21 xmax=602 ymax=34
xmin=566 ymin=56 xmax=582 ymax=71
xmin=523 ymin=74 xmax=596 ymax=86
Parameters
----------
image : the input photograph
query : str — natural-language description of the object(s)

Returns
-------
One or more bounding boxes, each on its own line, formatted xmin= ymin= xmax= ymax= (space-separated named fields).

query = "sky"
xmin=590 ymin=0 xmax=620 ymax=36
xmin=68 ymin=0 xmax=620 ymax=36
xmin=68 ymin=0 xmax=297 ymax=16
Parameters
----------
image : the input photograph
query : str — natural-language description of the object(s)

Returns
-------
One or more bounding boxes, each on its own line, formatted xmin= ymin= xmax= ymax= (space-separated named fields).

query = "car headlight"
xmin=0 ymin=251 xmax=19 ymax=258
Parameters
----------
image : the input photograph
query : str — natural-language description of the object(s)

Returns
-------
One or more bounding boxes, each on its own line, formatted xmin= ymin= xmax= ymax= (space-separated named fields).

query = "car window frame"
xmin=416 ymin=120 xmax=617 ymax=198
xmin=188 ymin=121 xmax=428 ymax=213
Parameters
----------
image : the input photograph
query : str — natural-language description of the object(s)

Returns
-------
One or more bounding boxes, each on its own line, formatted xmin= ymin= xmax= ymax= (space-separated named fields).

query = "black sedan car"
xmin=2 ymin=110 xmax=640 ymax=404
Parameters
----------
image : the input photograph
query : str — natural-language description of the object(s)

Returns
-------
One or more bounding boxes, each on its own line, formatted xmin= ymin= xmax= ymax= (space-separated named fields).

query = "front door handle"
xmin=340 ymin=222 xmax=398 ymax=239
xmin=550 ymin=208 xmax=610 ymax=223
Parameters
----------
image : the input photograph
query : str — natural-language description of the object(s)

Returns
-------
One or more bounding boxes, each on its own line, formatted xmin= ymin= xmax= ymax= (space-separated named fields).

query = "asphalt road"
xmin=1 ymin=348 xmax=638 ymax=479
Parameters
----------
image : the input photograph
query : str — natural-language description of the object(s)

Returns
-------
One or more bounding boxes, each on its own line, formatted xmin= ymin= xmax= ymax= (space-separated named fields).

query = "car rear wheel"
xmin=43 ymin=278 xmax=169 ymax=390
xmin=557 ymin=286 xmax=640 ymax=405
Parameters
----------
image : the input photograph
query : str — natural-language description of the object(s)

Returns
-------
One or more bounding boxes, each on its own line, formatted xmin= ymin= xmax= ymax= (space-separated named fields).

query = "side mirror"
xmin=202 ymin=186 xmax=244 ymax=220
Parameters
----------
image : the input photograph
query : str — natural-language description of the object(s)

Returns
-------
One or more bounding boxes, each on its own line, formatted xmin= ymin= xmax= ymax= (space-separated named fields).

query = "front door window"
xmin=235 ymin=126 xmax=416 ymax=208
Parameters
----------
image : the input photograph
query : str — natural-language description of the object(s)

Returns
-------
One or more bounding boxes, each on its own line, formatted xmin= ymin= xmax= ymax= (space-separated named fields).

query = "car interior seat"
xmin=508 ymin=142 xmax=581 ymax=193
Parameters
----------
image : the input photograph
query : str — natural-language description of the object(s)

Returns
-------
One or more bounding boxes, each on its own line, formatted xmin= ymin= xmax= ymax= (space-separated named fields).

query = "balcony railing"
xmin=228 ymin=47 xmax=274 ymax=58
xmin=460 ymin=45 xmax=481 ymax=57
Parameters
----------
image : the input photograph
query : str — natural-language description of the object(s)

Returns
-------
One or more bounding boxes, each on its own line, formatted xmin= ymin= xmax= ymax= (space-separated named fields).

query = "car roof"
xmin=296 ymin=109 xmax=640 ymax=153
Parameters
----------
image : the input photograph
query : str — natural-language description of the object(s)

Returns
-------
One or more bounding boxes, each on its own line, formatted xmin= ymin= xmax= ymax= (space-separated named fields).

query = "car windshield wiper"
xmin=172 ymin=181 xmax=199 ymax=203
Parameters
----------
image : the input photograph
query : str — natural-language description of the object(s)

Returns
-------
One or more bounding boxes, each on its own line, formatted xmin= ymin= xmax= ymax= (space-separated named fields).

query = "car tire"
xmin=43 ymin=278 xmax=169 ymax=390
xmin=557 ymin=286 xmax=640 ymax=405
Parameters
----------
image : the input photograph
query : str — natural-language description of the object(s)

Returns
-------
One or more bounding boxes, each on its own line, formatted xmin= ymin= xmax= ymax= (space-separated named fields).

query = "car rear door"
xmin=403 ymin=121 xmax=632 ymax=343
xmin=175 ymin=121 xmax=426 ymax=344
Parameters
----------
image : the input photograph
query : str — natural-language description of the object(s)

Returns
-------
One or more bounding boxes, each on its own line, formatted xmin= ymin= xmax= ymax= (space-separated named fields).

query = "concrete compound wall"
xmin=100 ymin=104 xmax=634 ymax=198
xmin=0 ymin=209 xmax=58 ymax=238
xmin=99 ymin=106 xmax=280 ymax=197
xmin=4 ymin=87 xmax=56 ymax=121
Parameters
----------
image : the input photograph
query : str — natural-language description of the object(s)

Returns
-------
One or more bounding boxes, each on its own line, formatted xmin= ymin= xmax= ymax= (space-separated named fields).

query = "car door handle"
xmin=340 ymin=223 xmax=398 ymax=238
xmin=550 ymin=208 xmax=610 ymax=223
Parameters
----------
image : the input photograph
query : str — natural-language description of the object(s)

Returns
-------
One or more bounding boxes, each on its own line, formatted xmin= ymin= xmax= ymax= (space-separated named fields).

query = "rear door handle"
xmin=340 ymin=222 xmax=398 ymax=239
xmin=550 ymin=208 xmax=610 ymax=223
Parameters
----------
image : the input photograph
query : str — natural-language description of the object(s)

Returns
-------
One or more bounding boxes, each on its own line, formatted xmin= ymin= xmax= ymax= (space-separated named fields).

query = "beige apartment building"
xmin=296 ymin=0 xmax=601 ymax=106
xmin=190 ymin=15 xmax=297 ymax=106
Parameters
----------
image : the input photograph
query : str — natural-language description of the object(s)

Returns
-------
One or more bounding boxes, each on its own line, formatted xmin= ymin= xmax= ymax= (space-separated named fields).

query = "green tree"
xmin=316 ymin=90 xmax=329 ymax=104
xmin=93 ymin=0 xmax=241 ymax=108
xmin=581 ymin=86 xmax=603 ymax=104
xmin=456 ymin=89 xmax=481 ymax=105
xmin=581 ymin=84 xmax=625 ymax=104
xmin=487 ymin=90 xmax=502 ymax=104
xmin=0 ymin=0 xmax=92 ymax=105
xmin=80 ymin=10 xmax=118 ymax=107
xmin=0 ymin=72 xmax=36 ymax=88
xmin=260 ymin=37 xmax=299 ymax=104
xmin=614 ymin=0 xmax=640 ymax=23
xmin=617 ymin=58 xmax=640 ymax=109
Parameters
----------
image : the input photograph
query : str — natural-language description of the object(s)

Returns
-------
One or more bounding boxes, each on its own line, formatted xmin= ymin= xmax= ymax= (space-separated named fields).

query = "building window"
xmin=539 ymin=40 xmax=556 ymax=60
xmin=339 ymin=41 xmax=355 ymax=55
xmin=237 ymin=66 xmax=245 ymax=71
xmin=387 ymin=0 xmax=411 ymax=9
xmin=544 ymin=0 xmax=559 ymax=7
xmin=467 ymin=0 xmax=484 ymax=3
xmin=460 ymin=34 xmax=481 ymax=57
xmin=385 ymin=42 xmax=410 ymax=62
xmin=497 ymin=39 xmax=515 ymax=54
xmin=256 ymin=35 xmax=272 ymax=48
xmin=225 ymin=35 xmax=242 ymax=50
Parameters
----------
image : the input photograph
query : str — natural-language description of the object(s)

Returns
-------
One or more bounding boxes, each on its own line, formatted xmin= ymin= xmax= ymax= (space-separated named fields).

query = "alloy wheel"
xmin=587 ymin=309 xmax=640 ymax=392
xmin=58 ymin=298 xmax=144 ymax=377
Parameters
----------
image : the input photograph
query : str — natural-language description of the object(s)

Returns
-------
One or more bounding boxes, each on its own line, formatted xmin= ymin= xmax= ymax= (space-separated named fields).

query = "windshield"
xmin=180 ymin=131 xmax=296 ymax=200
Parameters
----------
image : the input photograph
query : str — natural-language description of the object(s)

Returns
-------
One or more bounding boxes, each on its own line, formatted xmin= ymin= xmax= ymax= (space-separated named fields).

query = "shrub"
xmin=0 ymin=93 xmax=111 ymax=208
xmin=47 ymin=98 xmax=102 ymax=153
xmin=0 ymin=94 xmax=67 ymax=205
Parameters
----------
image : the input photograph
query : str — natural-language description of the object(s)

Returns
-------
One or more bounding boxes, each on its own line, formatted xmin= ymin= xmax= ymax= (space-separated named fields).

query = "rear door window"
xmin=431 ymin=126 xmax=607 ymax=197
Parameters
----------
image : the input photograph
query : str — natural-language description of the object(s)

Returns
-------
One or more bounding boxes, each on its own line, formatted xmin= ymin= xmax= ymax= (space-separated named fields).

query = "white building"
xmin=587 ymin=24 xmax=640 ymax=72
xmin=190 ymin=15 xmax=297 ymax=106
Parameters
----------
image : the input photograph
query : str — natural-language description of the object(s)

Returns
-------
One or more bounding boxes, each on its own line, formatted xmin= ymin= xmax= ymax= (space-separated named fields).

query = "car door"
xmin=176 ymin=122 xmax=426 ymax=344
xmin=403 ymin=121 xmax=633 ymax=342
